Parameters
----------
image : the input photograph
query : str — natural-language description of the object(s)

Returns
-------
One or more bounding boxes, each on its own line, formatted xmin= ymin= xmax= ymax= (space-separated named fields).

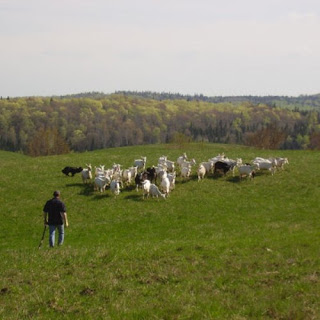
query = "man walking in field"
xmin=43 ymin=190 xmax=68 ymax=247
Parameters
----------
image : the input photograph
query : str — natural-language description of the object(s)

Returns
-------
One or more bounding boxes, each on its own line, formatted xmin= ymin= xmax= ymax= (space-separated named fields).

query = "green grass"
xmin=1 ymin=143 xmax=319 ymax=319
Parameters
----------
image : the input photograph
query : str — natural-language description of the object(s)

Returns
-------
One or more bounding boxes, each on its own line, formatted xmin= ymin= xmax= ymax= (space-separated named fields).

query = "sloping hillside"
xmin=1 ymin=144 xmax=319 ymax=319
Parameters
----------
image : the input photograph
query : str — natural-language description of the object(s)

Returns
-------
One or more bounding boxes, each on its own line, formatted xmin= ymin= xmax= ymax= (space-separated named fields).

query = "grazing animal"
xmin=135 ymin=172 xmax=148 ymax=191
xmin=94 ymin=176 xmax=111 ymax=193
xmin=197 ymin=164 xmax=206 ymax=181
xmin=160 ymin=175 xmax=170 ymax=197
xmin=158 ymin=155 xmax=167 ymax=165
xmin=94 ymin=165 xmax=105 ymax=177
xmin=227 ymin=158 xmax=243 ymax=176
xmin=134 ymin=156 xmax=147 ymax=171
xmin=181 ymin=165 xmax=192 ymax=179
xmin=111 ymin=163 xmax=122 ymax=181
xmin=177 ymin=153 xmax=188 ymax=167
xmin=238 ymin=164 xmax=259 ymax=180
xmin=112 ymin=163 xmax=121 ymax=172
xmin=129 ymin=166 xmax=138 ymax=179
xmin=122 ymin=166 xmax=138 ymax=187
xmin=110 ymin=180 xmax=121 ymax=196
xmin=145 ymin=167 xmax=157 ymax=183
xmin=253 ymin=159 xmax=275 ymax=175
xmin=274 ymin=157 xmax=289 ymax=170
xmin=141 ymin=179 xmax=151 ymax=199
xmin=62 ymin=166 xmax=83 ymax=177
xmin=167 ymin=160 xmax=175 ymax=173
xmin=214 ymin=161 xmax=234 ymax=176
xmin=156 ymin=166 xmax=167 ymax=183
xmin=122 ymin=169 xmax=132 ymax=186
xmin=160 ymin=159 xmax=175 ymax=173
xmin=181 ymin=158 xmax=196 ymax=168
xmin=167 ymin=172 xmax=176 ymax=190
xmin=253 ymin=157 xmax=268 ymax=162
xmin=200 ymin=161 xmax=214 ymax=175
xmin=208 ymin=153 xmax=226 ymax=164
xmin=149 ymin=184 xmax=166 ymax=199
xmin=81 ymin=164 xmax=92 ymax=183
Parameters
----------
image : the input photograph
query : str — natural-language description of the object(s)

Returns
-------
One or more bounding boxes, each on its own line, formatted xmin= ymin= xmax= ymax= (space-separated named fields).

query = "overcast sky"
xmin=1 ymin=0 xmax=319 ymax=97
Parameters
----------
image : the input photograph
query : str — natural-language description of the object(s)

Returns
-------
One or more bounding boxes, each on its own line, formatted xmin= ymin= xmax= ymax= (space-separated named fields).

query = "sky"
xmin=0 ymin=0 xmax=319 ymax=97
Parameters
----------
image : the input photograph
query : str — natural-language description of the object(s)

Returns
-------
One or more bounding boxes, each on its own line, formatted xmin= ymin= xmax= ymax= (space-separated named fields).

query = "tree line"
xmin=116 ymin=91 xmax=320 ymax=111
xmin=0 ymin=93 xmax=319 ymax=156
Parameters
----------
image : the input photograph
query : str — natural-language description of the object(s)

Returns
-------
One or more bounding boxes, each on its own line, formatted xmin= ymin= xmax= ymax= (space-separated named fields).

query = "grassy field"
xmin=0 ymin=143 xmax=319 ymax=319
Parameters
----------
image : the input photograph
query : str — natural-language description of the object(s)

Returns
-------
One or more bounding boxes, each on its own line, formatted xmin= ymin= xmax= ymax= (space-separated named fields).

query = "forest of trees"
xmin=116 ymin=91 xmax=320 ymax=111
xmin=0 ymin=92 xmax=320 ymax=156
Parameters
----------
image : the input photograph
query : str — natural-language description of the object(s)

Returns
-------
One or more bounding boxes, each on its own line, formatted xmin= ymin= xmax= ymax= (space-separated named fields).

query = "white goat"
xmin=239 ymin=163 xmax=259 ymax=180
xmin=177 ymin=153 xmax=188 ymax=167
xmin=208 ymin=153 xmax=226 ymax=167
xmin=160 ymin=175 xmax=170 ymax=197
xmin=134 ymin=156 xmax=147 ymax=171
xmin=122 ymin=169 xmax=132 ymax=186
xmin=181 ymin=158 xmax=196 ymax=168
xmin=94 ymin=165 xmax=105 ymax=177
xmin=167 ymin=172 xmax=176 ymax=190
xmin=94 ymin=176 xmax=111 ymax=193
xmin=253 ymin=158 xmax=275 ymax=175
xmin=81 ymin=164 xmax=92 ymax=184
xmin=181 ymin=165 xmax=192 ymax=179
xmin=110 ymin=180 xmax=121 ymax=196
xmin=197 ymin=164 xmax=206 ymax=181
xmin=273 ymin=157 xmax=289 ymax=170
xmin=141 ymin=179 xmax=151 ymax=199
xmin=200 ymin=161 xmax=214 ymax=175
xmin=149 ymin=184 xmax=166 ymax=199
xmin=162 ymin=159 xmax=175 ymax=173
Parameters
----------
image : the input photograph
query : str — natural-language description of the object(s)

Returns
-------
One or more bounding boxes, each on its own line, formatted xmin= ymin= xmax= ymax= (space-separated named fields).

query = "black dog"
xmin=62 ymin=166 xmax=83 ymax=177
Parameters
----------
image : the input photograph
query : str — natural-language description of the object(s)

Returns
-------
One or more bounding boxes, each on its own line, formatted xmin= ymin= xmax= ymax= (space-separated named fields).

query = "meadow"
xmin=0 ymin=143 xmax=319 ymax=319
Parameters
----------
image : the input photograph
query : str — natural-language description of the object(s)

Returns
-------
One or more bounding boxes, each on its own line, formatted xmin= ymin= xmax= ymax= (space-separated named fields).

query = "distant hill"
xmin=1 ymin=92 xmax=320 ymax=154
xmin=114 ymin=91 xmax=320 ymax=110
xmin=52 ymin=91 xmax=320 ymax=111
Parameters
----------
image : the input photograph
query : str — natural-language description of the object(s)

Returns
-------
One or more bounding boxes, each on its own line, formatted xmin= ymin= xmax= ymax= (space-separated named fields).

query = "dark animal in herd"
xmin=214 ymin=161 xmax=233 ymax=175
xmin=145 ymin=167 xmax=157 ymax=183
xmin=135 ymin=172 xmax=147 ymax=190
xmin=135 ymin=167 xmax=157 ymax=190
xmin=62 ymin=166 xmax=83 ymax=177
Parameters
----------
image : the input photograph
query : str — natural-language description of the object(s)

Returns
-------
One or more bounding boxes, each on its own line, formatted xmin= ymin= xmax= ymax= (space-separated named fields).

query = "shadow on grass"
xmin=91 ymin=193 xmax=111 ymax=200
xmin=122 ymin=185 xmax=137 ymax=192
xmin=65 ymin=181 xmax=144 ymax=199
xmin=176 ymin=175 xmax=198 ymax=184
xmin=253 ymin=171 xmax=273 ymax=178
xmin=79 ymin=185 xmax=95 ymax=196
xmin=65 ymin=181 xmax=96 ymax=196
xmin=124 ymin=194 xmax=143 ymax=202
xmin=65 ymin=183 xmax=83 ymax=187
xmin=226 ymin=174 xmax=267 ymax=183
xmin=226 ymin=176 xmax=241 ymax=183
xmin=67 ymin=183 xmax=94 ymax=196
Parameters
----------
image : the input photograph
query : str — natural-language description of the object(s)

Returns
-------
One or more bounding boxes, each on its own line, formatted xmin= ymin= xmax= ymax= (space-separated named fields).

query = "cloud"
xmin=1 ymin=0 xmax=320 ymax=96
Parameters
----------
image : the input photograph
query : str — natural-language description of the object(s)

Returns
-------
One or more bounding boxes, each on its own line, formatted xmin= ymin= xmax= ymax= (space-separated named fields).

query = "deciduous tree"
xmin=28 ymin=128 xmax=70 ymax=156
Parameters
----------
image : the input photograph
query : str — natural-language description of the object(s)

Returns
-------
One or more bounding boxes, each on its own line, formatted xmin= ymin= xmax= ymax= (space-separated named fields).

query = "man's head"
xmin=53 ymin=190 xmax=61 ymax=198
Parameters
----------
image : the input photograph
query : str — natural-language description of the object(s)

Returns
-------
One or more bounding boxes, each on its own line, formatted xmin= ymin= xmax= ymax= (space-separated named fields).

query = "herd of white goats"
xmin=78 ymin=153 xmax=289 ymax=199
